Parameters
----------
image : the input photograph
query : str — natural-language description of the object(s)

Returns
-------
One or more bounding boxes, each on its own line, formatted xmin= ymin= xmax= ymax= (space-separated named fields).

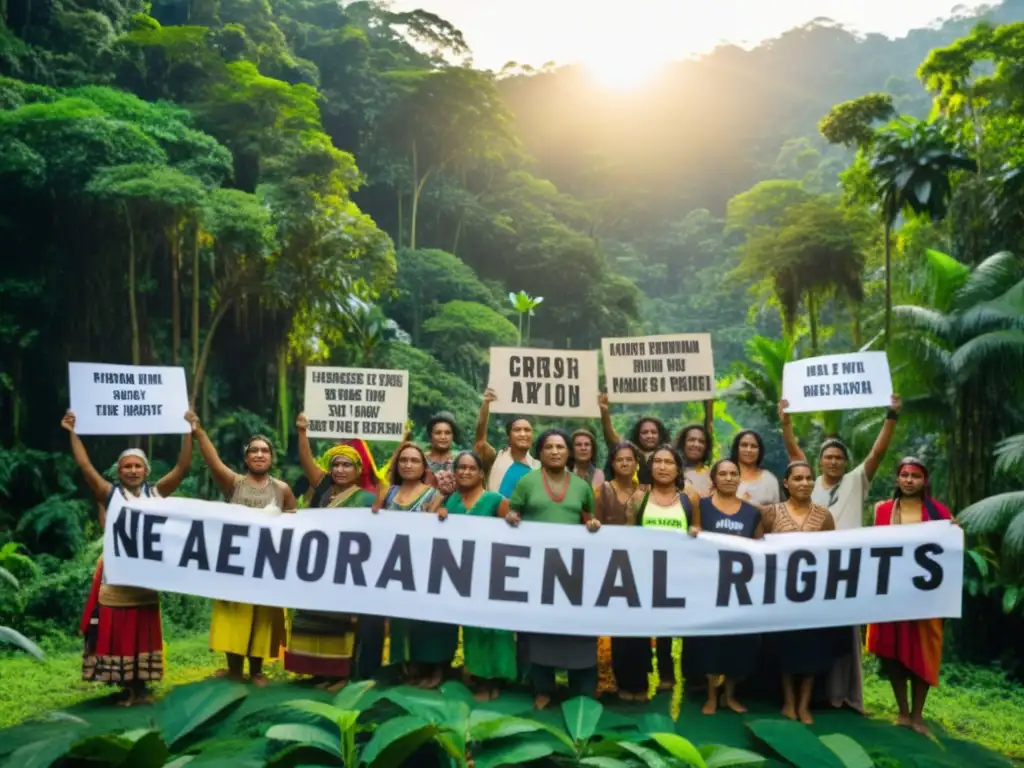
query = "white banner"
xmin=486 ymin=347 xmax=600 ymax=418
xmin=68 ymin=362 xmax=190 ymax=435
xmin=303 ymin=366 xmax=408 ymax=440
xmin=782 ymin=352 xmax=892 ymax=413
xmin=601 ymin=333 xmax=715 ymax=403
xmin=103 ymin=496 xmax=963 ymax=637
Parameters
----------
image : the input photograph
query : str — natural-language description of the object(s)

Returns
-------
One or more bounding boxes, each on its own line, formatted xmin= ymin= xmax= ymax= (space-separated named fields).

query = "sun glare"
xmin=582 ymin=54 xmax=664 ymax=92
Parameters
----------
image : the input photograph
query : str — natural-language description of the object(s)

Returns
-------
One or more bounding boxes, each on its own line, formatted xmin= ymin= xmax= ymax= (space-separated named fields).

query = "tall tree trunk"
xmin=451 ymin=212 xmax=465 ymax=256
xmin=807 ymin=290 xmax=819 ymax=355
xmin=12 ymin=353 xmax=21 ymax=445
xmin=191 ymin=224 xmax=200 ymax=374
xmin=192 ymin=300 xmax=232 ymax=399
xmin=409 ymin=140 xmax=432 ymax=252
xmin=170 ymin=218 xmax=181 ymax=365
xmin=396 ymin=189 xmax=404 ymax=249
xmin=883 ymin=221 xmax=892 ymax=348
xmin=125 ymin=203 xmax=141 ymax=366
xmin=277 ymin=345 xmax=290 ymax=453
xmin=852 ymin=304 xmax=862 ymax=348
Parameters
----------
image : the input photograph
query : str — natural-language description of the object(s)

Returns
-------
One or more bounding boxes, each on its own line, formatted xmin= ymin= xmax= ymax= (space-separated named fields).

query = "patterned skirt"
xmin=284 ymin=610 xmax=357 ymax=678
xmin=82 ymin=603 xmax=164 ymax=683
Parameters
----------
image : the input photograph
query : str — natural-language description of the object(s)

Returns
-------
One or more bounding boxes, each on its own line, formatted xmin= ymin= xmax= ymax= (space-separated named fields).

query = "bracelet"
xmin=886 ymin=409 xmax=899 ymax=421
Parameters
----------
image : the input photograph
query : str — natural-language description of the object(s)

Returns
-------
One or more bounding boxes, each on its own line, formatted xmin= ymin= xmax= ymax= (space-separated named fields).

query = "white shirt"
xmin=812 ymin=462 xmax=868 ymax=530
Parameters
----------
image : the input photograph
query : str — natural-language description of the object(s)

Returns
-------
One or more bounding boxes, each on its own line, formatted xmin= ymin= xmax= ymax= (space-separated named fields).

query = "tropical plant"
xmin=509 ymin=290 xmax=544 ymax=346
xmin=746 ymin=718 xmax=875 ymax=768
xmin=0 ymin=542 xmax=43 ymax=659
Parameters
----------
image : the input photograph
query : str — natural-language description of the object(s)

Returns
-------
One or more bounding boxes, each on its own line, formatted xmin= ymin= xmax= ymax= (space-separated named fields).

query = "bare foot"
xmin=534 ymin=694 xmax=551 ymax=711
xmin=657 ymin=680 xmax=674 ymax=692
xmin=325 ymin=679 xmax=349 ymax=694
xmin=798 ymin=708 xmax=813 ymax=725
xmin=723 ymin=698 xmax=747 ymax=714
xmin=250 ymin=674 xmax=270 ymax=689
xmin=117 ymin=689 xmax=138 ymax=708
xmin=473 ymin=686 xmax=491 ymax=703
xmin=210 ymin=669 xmax=239 ymax=681
xmin=618 ymin=691 xmax=635 ymax=702
xmin=419 ymin=669 xmax=442 ymax=689
xmin=489 ymin=686 xmax=500 ymax=701
xmin=895 ymin=714 xmax=912 ymax=729
xmin=633 ymin=692 xmax=650 ymax=703
xmin=702 ymin=698 xmax=718 ymax=715
xmin=781 ymin=705 xmax=797 ymax=720
xmin=911 ymin=719 xmax=931 ymax=737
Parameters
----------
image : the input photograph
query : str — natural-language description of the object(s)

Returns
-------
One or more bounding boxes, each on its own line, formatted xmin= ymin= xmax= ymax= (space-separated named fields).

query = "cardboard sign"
xmin=303 ymin=366 xmax=409 ymax=440
xmin=782 ymin=352 xmax=892 ymax=413
xmin=601 ymin=333 xmax=715 ymax=403
xmin=68 ymin=363 xmax=190 ymax=435
xmin=487 ymin=347 xmax=600 ymax=418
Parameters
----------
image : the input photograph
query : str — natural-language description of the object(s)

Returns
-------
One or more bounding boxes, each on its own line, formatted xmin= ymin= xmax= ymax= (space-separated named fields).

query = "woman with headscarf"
xmin=674 ymin=423 xmax=714 ymax=496
xmin=761 ymin=461 xmax=843 ymax=724
xmin=866 ymin=457 xmax=957 ymax=736
xmin=507 ymin=429 xmax=600 ymax=710
xmin=568 ymin=429 xmax=605 ymax=491
xmin=62 ymin=410 xmax=192 ymax=706
xmin=437 ymin=450 xmax=517 ymax=700
xmin=288 ymin=414 xmax=377 ymax=690
xmin=687 ymin=458 xmax=763 ymax=715
xmin=376 ymin=442 xmax=448 ymax=687
xmin=594 ymin=441 xmax=645 ymax=700
xmin=186 ymin=411 xmax=296 ymax=687
xmin=731 ymin=430 xmax=780 ymax=507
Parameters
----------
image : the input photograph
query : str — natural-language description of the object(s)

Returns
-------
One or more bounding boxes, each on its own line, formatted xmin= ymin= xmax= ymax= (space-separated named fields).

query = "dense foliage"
xmin=1 ymin=0 xmax=1023 ymax=686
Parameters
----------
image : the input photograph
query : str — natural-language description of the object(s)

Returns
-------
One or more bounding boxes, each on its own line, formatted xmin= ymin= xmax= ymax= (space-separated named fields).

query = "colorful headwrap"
xmin=318 ymin=439 xmax=381 ymax=493
xmin=327 ymin=445 xmax=362 ymax=470
xmin=894 ymin=456 xmax=930 ymax=496
xmin=117 ymin=448 xmax=150 ymax=473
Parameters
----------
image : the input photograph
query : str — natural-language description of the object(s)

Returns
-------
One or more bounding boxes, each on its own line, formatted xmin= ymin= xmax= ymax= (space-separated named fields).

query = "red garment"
xmin=341 ymin=439 xmax=380 ymax=493
xmin=866 ymin=497 xmax=952 ymax=687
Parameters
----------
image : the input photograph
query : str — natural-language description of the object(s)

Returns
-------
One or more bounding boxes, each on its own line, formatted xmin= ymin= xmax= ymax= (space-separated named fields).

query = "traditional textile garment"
xmin=209 ymin=479 xmax=287 ymax=660
xmin=737 ymin=469 xmax=781 ymax=506
xmin=81 ymin=483 xmax=164 ymax=684
xmin=382 ymin=485 xmax=457 ymax=666
xmin=487 ymin=447 xmax=541 ymax=497
xmin=284 ymin=483 xmax=376 ymax=678
xmin=762 ymin=502 xmax=846 ymax=676
xmin=446 ymin=490 xmax=518 ymax=682
xmin=686 ymin=497 xmax=762 ymax=679
xmin=510 ymin=470 xmax=598 ymax=697
xmin=867 ymin=477 xmax=952 ymax=688
xmin=324 ymin=441 xmax=381 ymax=494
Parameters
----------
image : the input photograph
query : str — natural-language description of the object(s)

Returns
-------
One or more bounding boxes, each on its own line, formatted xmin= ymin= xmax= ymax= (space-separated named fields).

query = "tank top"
xmin=230 ymin=477 xmax=285 ymax=509
xmin=597 ymin=482 xmax=639 ymax=525
xmin=698 ymin=496 xmax=760 ymax=538
xmin=638 ymin=491 xmax=692 ymax=531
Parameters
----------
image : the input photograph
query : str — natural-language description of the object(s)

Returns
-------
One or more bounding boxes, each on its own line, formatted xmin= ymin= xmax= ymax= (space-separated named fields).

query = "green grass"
xmin=2 ymin=635 xmax=1022 ymax=765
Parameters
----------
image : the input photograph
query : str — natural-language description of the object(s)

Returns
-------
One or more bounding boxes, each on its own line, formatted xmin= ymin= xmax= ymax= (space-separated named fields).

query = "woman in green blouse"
xmin=438 ymin=450 xmax=517 ymax=700
xmin=508 ymin=429 xmax=601 ymax=710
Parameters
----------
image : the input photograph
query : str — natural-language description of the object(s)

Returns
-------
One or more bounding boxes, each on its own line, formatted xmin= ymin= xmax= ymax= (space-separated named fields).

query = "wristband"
xmin=886 ymin=409 xmax=899 ymax=422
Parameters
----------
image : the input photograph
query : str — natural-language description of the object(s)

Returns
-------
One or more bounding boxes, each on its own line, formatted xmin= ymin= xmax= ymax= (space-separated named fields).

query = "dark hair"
xmin=427 ymin=412 xmax=463 ymax=446
xmin=453 ymin=450 xmax=484 ymax=472
xmin=730 ymin=429 xmax=765 ymax=467
xmin=244 ymin=434 xmax=276 ymax=464
xmin=646 ymin=444 xmax=686 ymax=490
xmin=784 ymin=460 xmax=814 ymax=480
xmin=709 ymin=458 xmax=739 ymax=487
xmin=389 ymin=441 xmax=429 ymax=486
xmin=629 ymin=417 xmax=670 ymax=446
xmin=568 ymin=429 xmax=598 ymax=471
xmin=603 ymin=441 xmax=643 ymax=479
xmin=674 ymin=424 xmax=712 ymax=465
xmin=532 ymin=428 xmax=572 ymax=461
xmin=504 ymin=416 xmax=532 ymax=436
xmin=819 ymin=437 xmax=850 ymax=461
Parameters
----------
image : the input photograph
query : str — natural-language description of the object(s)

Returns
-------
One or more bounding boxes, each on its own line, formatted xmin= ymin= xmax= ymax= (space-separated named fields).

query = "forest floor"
xmin=1 ymin=634 xmax=1022 ymax=765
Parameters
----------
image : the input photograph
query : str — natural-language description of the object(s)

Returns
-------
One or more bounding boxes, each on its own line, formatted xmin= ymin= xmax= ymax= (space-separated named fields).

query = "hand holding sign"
xmin=68 ymin=363 xmax=190 ymax=435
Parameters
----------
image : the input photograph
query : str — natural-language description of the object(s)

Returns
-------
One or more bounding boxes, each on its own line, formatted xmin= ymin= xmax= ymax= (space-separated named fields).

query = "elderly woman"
xmin=507 ymin=429 xmax=600 ymax=710
xmin=867 ymin=457 xmax=957 ymax=737
xmin=762 ymin=461 xmax=843 ymax=724
xmin=438 ymin=450 xmax=517 ymax=700
xmin=63 ymin=410 xmax=192 ymax=706
xmin=288 ymin=414 xmax=377 ymax=690
xmin=187 ymin=411 xmax=297 ymax=687
xmin=731 ymin=430 xmax=780 ymax=507
xmin=568 ymin=429 xmax=605 ymax=490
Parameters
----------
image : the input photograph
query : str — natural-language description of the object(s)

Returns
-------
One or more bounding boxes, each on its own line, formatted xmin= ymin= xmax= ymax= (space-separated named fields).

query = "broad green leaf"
xmin=634 ymin=714 xmax=675 ymax=735
xmin=819 ymin=733 xmax=873 ymax=768
xmin=650 ymin=732 xmax=706 ymax=766
xmin=122 ymin=729 xmax=170 ymax=768
xmin=620 ymin=741 xmax=674 ymax=767
xmin=0 ymin=626 xmax=44 ymax=659
xmin=5 ymin=732 xmax=81 ymax=768
xmin=68 ymin=734 xmax=133 ymax=763
xmin=468 ymin=710 xmax=543 ymax=741
xmin=331 ymin=679 xmax=377 ymax=711
xmin=699 ymin=744 xmax=768 ymax=767
xmin=1002 ymin=586 xmax=1021 ymax=614
xmin=562 ymin=695 xmax=603 ymax=743
xmin=379 ymin=686 xmax=448 ymax=722
xmin=360 ymin=714 xmax=434 ymax=766
xmin=745 ymin=719 xmax=844 ymax=768
xmin=163 ymin=757 xmax=196 ymax=767
xmin=439 ymin=680 xmax=476 ymax=707
xmin=580 ymin=758 xmax=633 ymax=767
xmin=265 ymin=722 xmax=342 ymax=757
xmin=0 ymin=565 xmax=20 ymax=589
xmin=471 ymin=733 xmax=561 ymax=768
xmin=284 ymin=699 xmax=347 ymax=726
xmin=159 ymin=681 xmax=248 ymax=748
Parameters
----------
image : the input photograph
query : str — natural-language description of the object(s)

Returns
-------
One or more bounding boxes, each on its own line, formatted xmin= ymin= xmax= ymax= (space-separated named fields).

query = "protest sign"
xmin=782 ymin=352 xmax=893 ymax=413
xmin=104 ymin=495 xmax=963 ymax=637
xmin=601 ymin=333 xmax=715 ymax=403
xmin=487 ymin=347 xmax=600 ymax=418
xmin=303 ymin=366 xmax=408 ymax=440
xmin=68 ymin=363 xmax=190 ymax=435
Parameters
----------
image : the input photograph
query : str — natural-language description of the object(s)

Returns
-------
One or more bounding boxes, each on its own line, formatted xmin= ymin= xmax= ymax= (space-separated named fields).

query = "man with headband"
xmin=186 ymin=410 xmax=296 ymax=686
xmin=474 ymin=387 xmax=540 ymax=497
xmin=61 ymin=410 xmax=193 ymax=706
xmin=777 ymin=393 xmax=901 ymax=714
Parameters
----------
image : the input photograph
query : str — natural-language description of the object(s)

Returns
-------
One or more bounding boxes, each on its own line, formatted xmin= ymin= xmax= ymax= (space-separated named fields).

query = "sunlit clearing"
xmin=582 ymin=53 xmax=664 ymax=91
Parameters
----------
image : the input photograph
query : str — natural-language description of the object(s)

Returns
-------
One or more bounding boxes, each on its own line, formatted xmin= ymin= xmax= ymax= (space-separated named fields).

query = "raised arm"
xmin=155 ymin=432 xmax=193 ymax=497
xmin=862 ymin=395 xmax=901 ymax=482
xmin=184 ymin=410 xmax=238 ymax=497
xmin=474 ymin=388 xmax=497 ymax=468
xmin=597 ymin=393 xmax=621 ymax=447
xmin=778 ymin=399 xmax=807 ymax=463
xmin=295 ymin=413 xmax=327 ymax=487
xmin=61 ymin=411 xmax=112 ymax=503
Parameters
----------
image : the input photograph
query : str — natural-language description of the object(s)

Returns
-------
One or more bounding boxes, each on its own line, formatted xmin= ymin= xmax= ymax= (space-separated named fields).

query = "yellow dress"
xmin=209 ymin=478 xmax=287 ymax=659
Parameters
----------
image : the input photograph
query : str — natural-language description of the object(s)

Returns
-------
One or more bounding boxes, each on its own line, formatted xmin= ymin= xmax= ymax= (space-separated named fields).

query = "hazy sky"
xmin=390 ymin=0 xmax=980 ymax=73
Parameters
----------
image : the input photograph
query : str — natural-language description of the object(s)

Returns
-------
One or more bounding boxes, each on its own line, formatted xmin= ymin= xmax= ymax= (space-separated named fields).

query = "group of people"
xmin=61 ymin=388 xmax=954 ymax=736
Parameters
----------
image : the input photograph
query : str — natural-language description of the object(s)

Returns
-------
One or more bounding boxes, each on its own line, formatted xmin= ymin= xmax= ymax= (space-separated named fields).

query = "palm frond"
xmin=949 ymin=329 xmax=1024 ymax=384
xmin=994 ymin=433 xmax=1024 ymax=477
xmin=0 ymin=627 xmax=44 ymax=660
xmin=0 ymin=566 xmax=19 ymax=590
xmin=1004 ymin=510 xmax=1024 ymax=563
xmin=892 ymin=305 xmax=952 ymax=339
xmin=960 ymin=492 xmax=1024 ymax=537
xmin=921 ymin=248 xmax=970 ymax=310
xmin=953 ymin=251 xmax=1024 ymax=311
